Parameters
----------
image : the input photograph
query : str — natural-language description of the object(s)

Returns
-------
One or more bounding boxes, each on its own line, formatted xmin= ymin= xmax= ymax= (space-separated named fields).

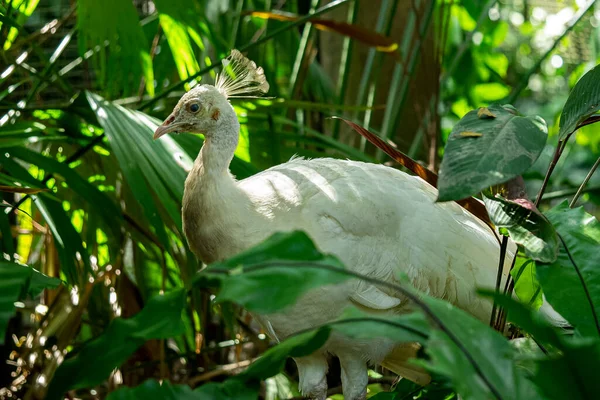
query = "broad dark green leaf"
xmin=538 ymin=201 xmax=600 ymax=338
xmin=0 ymin=261 xmax=60 ymax=345
xmin=559 ymin=63 xmax=600 ymax=140
xmin=332 ymin=307 xmax=429 ymax=342
xmin=533 ymin=340 xmax=600 ymax=400
xmin=437 ymin=104 xmax=547 ymax=201
xmin=483 ymin=194 xmax=558 ymax=262
xmin=46 ymin=289 xmax=186 ymax=400
xmin=420 ymin=295 xmax=539 ymax=400
xmin=107 ymin=379 xmax=203 ymax=400
xmin=194 ymin=231 xmax=350 ymax=314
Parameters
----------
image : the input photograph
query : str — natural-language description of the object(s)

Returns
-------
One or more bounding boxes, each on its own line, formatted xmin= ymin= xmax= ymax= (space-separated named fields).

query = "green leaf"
xmin=478 ymin=291 xmax=565 ymax=350
xmin=34 ymin=193 xmax=91 ymax=285
xmin=332 ymin=307 xmax=429 ymax=342
xmin=483 ymin=194 xmax=558 ymax=262
xmin=420 ymin=295 xmax=539 ymax=400
xmin=107 ymin=379 xmax=203 ymax=400
xmin=510 ymin=257 xmax=543 ymax=309
xmin=538 ymin=201 xmax=600 ymax=338
xmin=46 ymin=289 xmax=186 ymax=400
xmin=77 ymin=0 xmax=153 ymax=96
xmin=559 ymin=63 xmax=600 ymax=140
xmin=8 ymin=146 xmax=123 ymax=239
xmin=437 ymin=104 xmax=547 ymax=201
xmin=0 ymin=260 xmax=60 ymax=345
xmin=194 ymin=231 xmax=350 ymax=314
xmin=86 ymin=92 xmax=188 ymax=247
xmin=533 ymin=340 xmax=600 ymax=400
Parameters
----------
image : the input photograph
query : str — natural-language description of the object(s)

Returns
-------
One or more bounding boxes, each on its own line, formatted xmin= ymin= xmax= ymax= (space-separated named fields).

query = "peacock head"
xmin=154 ymin=50 xmax=269 ymax=140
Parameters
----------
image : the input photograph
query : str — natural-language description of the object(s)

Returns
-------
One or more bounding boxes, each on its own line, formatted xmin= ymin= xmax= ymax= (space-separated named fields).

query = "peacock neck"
xmin=194 ymin=111 xmax=240 ymax=178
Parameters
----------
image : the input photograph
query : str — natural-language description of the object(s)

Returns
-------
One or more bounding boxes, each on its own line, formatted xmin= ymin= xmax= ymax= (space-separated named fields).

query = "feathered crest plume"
xmin=215 ymin=50 xmax=270 ymax=98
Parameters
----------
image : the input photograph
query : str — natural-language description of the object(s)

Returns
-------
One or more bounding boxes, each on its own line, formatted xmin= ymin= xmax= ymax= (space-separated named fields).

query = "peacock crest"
xmin=215 ymin=50 xmax=270 ymax=98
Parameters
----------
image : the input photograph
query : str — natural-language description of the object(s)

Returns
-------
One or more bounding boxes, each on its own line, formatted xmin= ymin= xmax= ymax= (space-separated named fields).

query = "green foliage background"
xmin=1 ymin=0 xmax=600 ymax=399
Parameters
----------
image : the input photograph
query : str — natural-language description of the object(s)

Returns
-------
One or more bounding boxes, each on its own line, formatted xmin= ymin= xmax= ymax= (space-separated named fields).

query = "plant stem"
xmin=542 ymin=184 xmax=600 ymax=201
xmin=505 ymin=0 xmax=595 ymax=104
xmin=570 ymin=156 xmax=600 ymax=207
xmin=490 ymin=236 xmax=508 ymax=329
xmin=534 ymin=139 xmax=565 ymax=206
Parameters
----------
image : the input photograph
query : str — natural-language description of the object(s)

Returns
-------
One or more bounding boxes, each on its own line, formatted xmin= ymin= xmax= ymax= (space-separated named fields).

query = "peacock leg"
xmin=294 ymin=354 xmax=328 ymax=400
xmin=338 ymin=355 xmax=368 ymax=400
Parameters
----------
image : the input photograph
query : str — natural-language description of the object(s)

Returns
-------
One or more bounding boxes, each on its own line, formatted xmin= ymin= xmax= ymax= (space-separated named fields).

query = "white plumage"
xmin=153 ymin=52 xmax=552 ymax=400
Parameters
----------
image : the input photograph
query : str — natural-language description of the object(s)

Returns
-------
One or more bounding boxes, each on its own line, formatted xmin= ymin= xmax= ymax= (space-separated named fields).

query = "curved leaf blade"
xmin=538 ymin=201 xmax=600 ymax=338
xmin=437 ymin=104 xmax=547 ymax=202
xmin=559 ymin=63 xmax=600 ymax=140
xmin=483 ymin=194 xmax=558 ymax=262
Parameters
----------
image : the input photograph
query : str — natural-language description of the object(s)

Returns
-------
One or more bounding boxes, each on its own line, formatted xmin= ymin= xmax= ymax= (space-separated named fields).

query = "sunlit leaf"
xmin=438 ymin=104 xmax=547 ymax=202
xmin=559 ymin=63 xmax=600 ymax=140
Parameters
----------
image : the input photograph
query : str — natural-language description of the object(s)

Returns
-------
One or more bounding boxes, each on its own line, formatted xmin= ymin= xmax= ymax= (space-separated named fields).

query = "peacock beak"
xmin=153 ymin=114 xmax=178 ymax=140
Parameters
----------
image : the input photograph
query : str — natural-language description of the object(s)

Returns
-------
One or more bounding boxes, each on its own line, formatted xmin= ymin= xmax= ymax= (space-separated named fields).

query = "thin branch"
xmin=490 ymin=236 xmax=508 ymax=328
xmin=542 ymin=184 xmax=600 ymax=201
xmin=535 ymin=139 xmax=566 ymax=206
xmin=570 ymin=156 xmax=600 ymax=207
xmin=208 ymin=261 xmax=504 ymax=400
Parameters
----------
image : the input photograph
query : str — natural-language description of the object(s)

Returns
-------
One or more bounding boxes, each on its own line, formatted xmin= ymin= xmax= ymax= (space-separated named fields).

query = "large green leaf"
xmin=420 ymin=294 xmax=540 ymax=400
xmin=106 ymin=379 xmax=203 ymax=400
xmin=86 ymin=92 xmax=187 ymax=247
xmin=77 ymin=0 xmax=153 ymax=96
xmin=46 ymin=289 xmax=186 ymax=400
xmin=538 ymin=201 xmax=600 ymax=338
xmin=533 ymin=340 xmax=600 ymax=400
xmin=559 ymin=63 xmax=600 ymax=140
xmin=332 ymin=307 xmax=430 ymax=342
xmin=193 ymin=231 xmax=350 ymax=314
xmin=0 ymin=260 xmax=60 ymax=344
xmin=437 ymin=104 xmax=547 ymax=202
xmin=483 ymin=194 xmax=558 ymax=263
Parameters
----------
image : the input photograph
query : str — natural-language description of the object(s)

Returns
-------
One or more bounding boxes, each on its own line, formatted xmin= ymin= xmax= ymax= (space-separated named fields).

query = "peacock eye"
xmin=189 ymin=103 xmax=200 ymax=113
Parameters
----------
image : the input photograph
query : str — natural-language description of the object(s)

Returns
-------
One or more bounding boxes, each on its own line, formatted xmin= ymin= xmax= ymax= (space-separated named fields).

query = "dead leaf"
xmin=0 ymin=185 xmax=47 ymax=194
xmin=477 ymin=107 xmax=496 ymax=119
xmin=247 ymin=11 xmax=398 ymax=54
xmin=459 ymin=131 xmax=483 ymax=138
